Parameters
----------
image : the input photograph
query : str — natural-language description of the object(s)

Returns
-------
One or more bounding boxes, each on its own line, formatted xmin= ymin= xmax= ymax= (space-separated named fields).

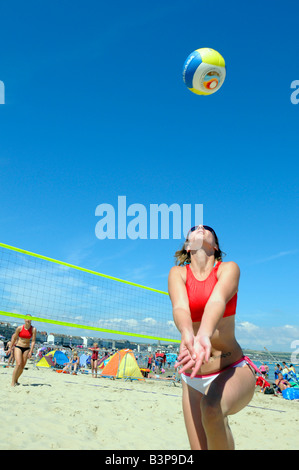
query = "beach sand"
xmin=1 ymin=363 xmax=298 ymax=450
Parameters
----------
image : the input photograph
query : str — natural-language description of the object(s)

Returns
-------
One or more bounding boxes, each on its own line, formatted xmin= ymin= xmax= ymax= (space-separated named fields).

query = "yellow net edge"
xmin=0 ymin=311 xmax=180 ymax=344
xmin=0 ymin=242 xmax=169 ymax=295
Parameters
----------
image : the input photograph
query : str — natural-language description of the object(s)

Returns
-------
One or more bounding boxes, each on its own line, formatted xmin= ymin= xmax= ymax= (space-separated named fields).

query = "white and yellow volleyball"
xmin=182 ymin=48 xmax=226 ymax=95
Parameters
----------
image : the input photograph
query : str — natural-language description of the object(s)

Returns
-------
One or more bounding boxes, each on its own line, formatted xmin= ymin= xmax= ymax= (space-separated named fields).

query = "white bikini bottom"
xmin=181 ymin=357 xmax=255 ymax=394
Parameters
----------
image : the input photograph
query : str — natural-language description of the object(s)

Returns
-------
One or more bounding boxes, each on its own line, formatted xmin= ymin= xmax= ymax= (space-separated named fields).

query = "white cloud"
xmin=142 ymin=317 xmax=157 ymax=325
xmin=237 ymin=321 xmax=259 ymax=332
xmin=249 ymin=250 xmax=299 ymax=265
xmin=236 ymin=322 xmax=299 ymax=352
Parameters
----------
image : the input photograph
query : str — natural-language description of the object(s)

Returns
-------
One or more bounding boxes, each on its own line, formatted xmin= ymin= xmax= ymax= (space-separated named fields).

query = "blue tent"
xmin=79 ymin=354 xmax=91 ymax=367
xmin=46 ymin=350 xmax=69 ymax=365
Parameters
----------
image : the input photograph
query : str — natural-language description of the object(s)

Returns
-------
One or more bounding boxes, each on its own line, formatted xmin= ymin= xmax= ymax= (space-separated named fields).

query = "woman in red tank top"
xmin=8 ymin=314 xmax=36 ymax=387
xmin=168 ymin=225 xmax=256 ymax=450
xmin=89 ymin=342 xmax=100 ymax=378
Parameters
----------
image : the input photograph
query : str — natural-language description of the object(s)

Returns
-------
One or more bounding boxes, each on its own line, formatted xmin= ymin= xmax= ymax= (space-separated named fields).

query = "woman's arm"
xmin=168 ymin=267 xmax=197 ymax=368
xmin=168 ymin=266 xmax=193 ymax=335
xmin=198 ymin=262 xmax=240 ymax=339
xmin=7 ymin=327 xmax=21 ymax=352
xmin=29 ymin=328 xmax=37 ymax=358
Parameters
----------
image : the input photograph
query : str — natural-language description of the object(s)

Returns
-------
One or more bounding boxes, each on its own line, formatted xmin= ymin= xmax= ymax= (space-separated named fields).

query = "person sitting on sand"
xmin=63 ymin=351 xmax=79 ymax=374
xmin=274 ymin=364 xmax=282 ymax=380
xmin=255 ymin=375 xmax=271 ymax=393
xmin=275 ymin=373 xmax=291 ymax=392
xmin=71 ymin=351 xmax=79 ymax=374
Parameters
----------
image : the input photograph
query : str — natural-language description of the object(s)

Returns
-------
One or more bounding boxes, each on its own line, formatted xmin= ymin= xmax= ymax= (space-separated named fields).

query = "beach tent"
xmin=36 ymin=355 xmax=56 ymax=368
xmin=46 ymin=350 xmax=69 ymax=366
xmin=36 ymin=349 xmax=69 ymax=368
xmin=79 ymin=353 xmax=90 ymax=367
xmin=101 ymin=349 xmax=144 ymax=380
xmin=97 ymin=354 xmax=110 ymax=369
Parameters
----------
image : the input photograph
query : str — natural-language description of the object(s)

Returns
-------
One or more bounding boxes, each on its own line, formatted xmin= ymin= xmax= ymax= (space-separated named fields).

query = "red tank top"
xmin=186 ymin=262 xmax=237 ymax=322
xmin=91 ymin=349 xmax=99 ymax=360
xmin=19 ymin=325 xmax=33 ymax=339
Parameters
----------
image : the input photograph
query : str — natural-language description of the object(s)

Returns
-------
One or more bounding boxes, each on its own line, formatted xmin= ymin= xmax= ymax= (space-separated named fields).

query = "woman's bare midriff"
xmin=16 ymin=337 xmax=31 ymax=348
xmin=184 ymin=316 xmax=243 ymax=376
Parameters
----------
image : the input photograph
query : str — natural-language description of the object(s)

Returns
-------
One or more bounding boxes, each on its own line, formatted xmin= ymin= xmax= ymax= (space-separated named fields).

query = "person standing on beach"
xmin=89 ymin=342 xmax=100 ymax=377
xmin=5 ymin=339 xmax=15 ymax=367
xmin=168 ymin=225 xmax=256 ymax=450
xmin=147 ymin=354 xmax=153 ymax=370
xmin=259 ymin=363 xmax=268 ymax=378
xmin=289 ymin=364 xmax=296 ymax=374
xmin=7 ymin=314 xmax=36 ymax=387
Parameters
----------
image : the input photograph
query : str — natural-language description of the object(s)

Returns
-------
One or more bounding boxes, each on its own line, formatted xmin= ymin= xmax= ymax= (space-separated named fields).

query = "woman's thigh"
xmin=182 ymin=380 xmax=208 ymax=450
xmin=22 ymin=349 xmax=30 ymax=367
xmin=14 ymin=347 xmax=25 ymax=366
xmin=205 ymin=365 xmax=256 ymax=417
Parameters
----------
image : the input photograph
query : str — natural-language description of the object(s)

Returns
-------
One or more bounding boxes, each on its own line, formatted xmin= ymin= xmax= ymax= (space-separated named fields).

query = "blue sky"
xmin=0 ymin=0 xmax=298 ymax=352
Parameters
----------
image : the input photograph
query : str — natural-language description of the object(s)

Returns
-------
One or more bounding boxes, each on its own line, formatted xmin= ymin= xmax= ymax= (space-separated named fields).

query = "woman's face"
xmin=24 ymin=318 xmax=32 ymax=328
xmin=186 ymin=225 xmax=217 ymax=252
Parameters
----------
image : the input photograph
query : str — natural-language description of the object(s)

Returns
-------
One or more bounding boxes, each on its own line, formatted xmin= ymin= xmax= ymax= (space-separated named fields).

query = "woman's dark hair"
xmin=174 ymin=229 xmax=225 ymax=266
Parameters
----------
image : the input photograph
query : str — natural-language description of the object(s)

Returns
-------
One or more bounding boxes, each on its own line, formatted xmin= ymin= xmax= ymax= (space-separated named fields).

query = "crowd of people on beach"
xmin=146 ymin=350 xmax=177 ymax=372
xmin=255 ymin=361 xmax=298 ymax=395
xmin=2 ymin=329 xmax=298 ymax=393
xmin=1 ymin=330 xmax=178 ymax=382
xmin=2 ymin=318 xmax=298 ymax=398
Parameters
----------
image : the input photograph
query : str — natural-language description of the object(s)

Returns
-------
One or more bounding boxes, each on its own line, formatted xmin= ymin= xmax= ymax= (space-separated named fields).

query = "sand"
xmin=0 ymin=363 xmax=298 ymax=450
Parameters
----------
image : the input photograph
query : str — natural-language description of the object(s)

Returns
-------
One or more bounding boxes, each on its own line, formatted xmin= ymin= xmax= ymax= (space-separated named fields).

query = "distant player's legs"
xmin=11 ymin=348 xmax=30 ymax=386
xmin=91 ymin=359 xmax=97 ymax=377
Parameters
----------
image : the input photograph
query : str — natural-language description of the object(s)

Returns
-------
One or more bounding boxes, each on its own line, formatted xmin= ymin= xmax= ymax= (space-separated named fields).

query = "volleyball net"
xmin=0 ymin=243 xmax=180 ymax=344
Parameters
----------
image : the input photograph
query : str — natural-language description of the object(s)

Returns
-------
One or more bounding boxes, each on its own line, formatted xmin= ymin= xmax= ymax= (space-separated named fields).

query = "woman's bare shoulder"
xmin=168 ymin=264 xmax=187 ymax=281
xmin=217 ymin=261 xmax=240 ymax=281
xmin=218 ymin=261 xmax=240 ymax=273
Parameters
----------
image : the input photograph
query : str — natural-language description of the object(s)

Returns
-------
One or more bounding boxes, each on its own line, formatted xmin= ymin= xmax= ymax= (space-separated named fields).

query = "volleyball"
xmin=182 ymin=48 xmax=226 ymax=95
